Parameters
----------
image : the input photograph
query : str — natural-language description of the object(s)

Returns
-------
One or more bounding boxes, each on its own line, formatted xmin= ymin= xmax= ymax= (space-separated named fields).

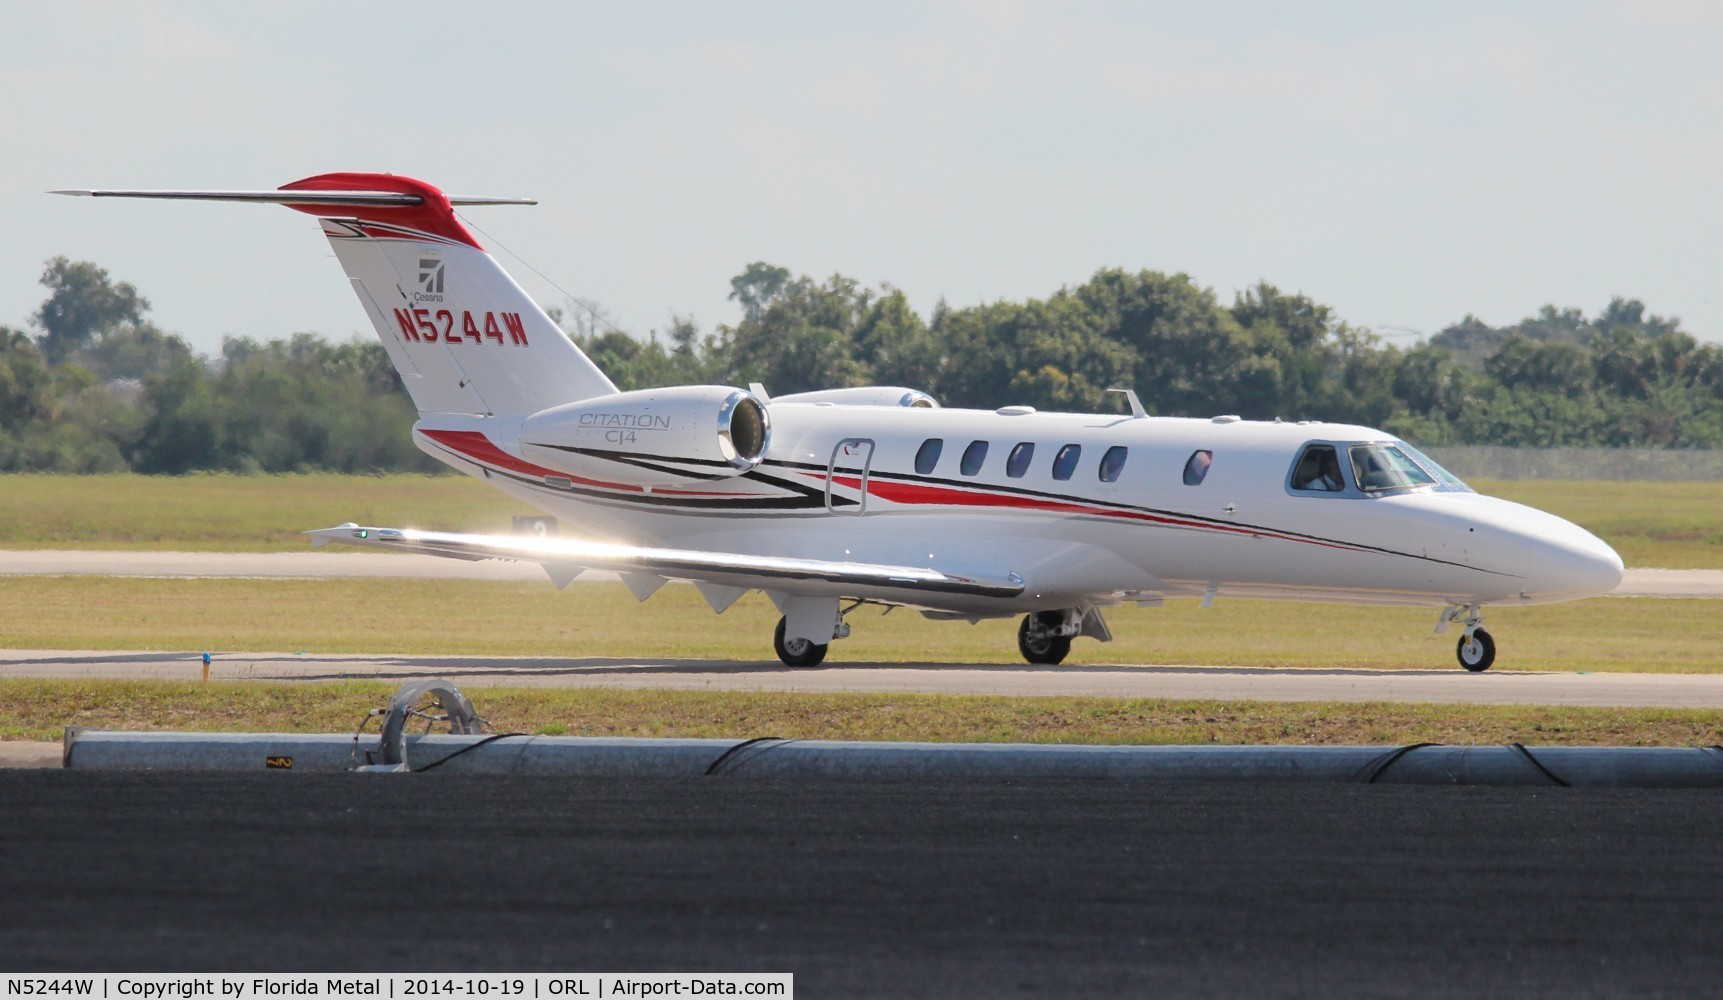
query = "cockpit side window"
xmin=1349 ymin=443 xmax=1437 ymax=493
xmin=1182 ymin=450 xmax=1212 ymax=486
xmin=1290 ymin=444 xmax=1346 ymax=493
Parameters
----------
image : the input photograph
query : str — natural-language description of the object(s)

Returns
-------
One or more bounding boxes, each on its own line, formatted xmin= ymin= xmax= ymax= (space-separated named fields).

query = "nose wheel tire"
xmin=773 ymin=616 xmax=829 ymax=668
xmin=1457 ymin=628 xmax=1496 ymax=672
xmin=1018 ymin=613 xmax=1072 ymax=665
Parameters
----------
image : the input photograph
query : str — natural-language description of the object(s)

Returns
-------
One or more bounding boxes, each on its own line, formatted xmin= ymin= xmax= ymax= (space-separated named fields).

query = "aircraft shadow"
xmin=267 ymin=656 xmax=1490 ymax=682
xmin=2 ymin=651 xmax=1529 ymax=681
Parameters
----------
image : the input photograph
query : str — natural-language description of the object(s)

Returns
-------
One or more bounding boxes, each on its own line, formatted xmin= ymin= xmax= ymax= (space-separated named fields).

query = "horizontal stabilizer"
xmin=56 ymin=172 xmax=621 ymax=417
xmin=304 ymin=525 xmax=1025 ymax=601
xmin=51 ymin=189 xmax=535 ymax=206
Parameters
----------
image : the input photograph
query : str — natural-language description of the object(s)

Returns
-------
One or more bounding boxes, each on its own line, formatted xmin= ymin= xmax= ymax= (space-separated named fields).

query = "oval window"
xmin=1006 ymin=442 xmax=1035 ymax=478
xmin=1182 ymin=450 xmax=1212 ymax=486
xmin=914 ymin=438 xmax=942 ymax=475
xmin=1052 ymin=444 xmax=1081 ymax=481
xmin=1099 ymin=446 xmax=1128 ymax=483
xmin=960 ymin=440 xmax=989 ymax=476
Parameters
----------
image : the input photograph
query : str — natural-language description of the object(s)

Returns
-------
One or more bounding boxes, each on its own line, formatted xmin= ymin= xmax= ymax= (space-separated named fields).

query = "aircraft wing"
xmin=306 ymin=524 xmax=1025 ymax=601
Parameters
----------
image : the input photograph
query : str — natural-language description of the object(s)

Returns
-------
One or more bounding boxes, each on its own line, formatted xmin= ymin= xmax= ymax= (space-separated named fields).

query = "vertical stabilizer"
xmin=279 ymin=173 xmax=616 ymax=417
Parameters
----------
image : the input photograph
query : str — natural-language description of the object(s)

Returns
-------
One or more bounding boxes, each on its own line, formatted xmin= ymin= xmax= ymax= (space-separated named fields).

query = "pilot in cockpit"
xmin=1292 ymin=445 xmax=1345 ymax=492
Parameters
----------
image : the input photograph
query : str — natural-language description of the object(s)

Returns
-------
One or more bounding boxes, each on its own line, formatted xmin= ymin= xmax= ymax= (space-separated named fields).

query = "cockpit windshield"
xmin=1288 ymin=440 xmax=1472 ymax=497
xmin=1394 ymin=442 xmax=1471 ymax=491
xmin=1348 ymin=443 xmax=1436 ymax=493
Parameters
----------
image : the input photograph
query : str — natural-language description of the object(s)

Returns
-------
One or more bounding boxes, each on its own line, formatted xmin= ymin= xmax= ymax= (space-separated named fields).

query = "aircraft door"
xmin=825 ymin=438 xmax=875 ymax=515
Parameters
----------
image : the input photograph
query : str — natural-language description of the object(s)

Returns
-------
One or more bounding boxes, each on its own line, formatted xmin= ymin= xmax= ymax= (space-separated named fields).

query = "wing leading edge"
xmin=306 ymin=524 xmax=1026 ymax=601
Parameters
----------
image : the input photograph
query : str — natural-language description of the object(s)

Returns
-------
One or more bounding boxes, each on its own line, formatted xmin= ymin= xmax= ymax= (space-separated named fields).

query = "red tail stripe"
xmin=421 ymin=429 xmax=741 ymax=498
xmin=422 ymin=429 xmax=571 ymax=479
xmin=280 ymin=173 xmax=482 ymax=250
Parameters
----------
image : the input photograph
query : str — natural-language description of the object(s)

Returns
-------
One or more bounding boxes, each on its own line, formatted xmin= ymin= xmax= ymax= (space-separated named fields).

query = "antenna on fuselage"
xmin=1107 ymin=387 xmax=1147 ymax=419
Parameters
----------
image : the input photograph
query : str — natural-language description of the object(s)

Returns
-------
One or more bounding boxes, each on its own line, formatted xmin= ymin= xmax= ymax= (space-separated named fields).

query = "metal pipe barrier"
xmin=61 ymin=729 xmax=1723 ymax=787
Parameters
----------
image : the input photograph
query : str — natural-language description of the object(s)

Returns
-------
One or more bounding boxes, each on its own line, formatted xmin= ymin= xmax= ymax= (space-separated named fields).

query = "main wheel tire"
xmin=773 ymin=616 xmax=829 ymax=668
xmin=1018 ymin=612 xmax=1072 ymax=665
xmin=1457 ymin=628 xmax=1496 ymax=672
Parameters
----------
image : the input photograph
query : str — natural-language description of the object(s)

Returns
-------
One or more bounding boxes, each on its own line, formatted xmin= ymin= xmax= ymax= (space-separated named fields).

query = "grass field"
xmin=2 ymin=576 xmax=1718 ymax=672
xmin=0 ymin=473 xmax=517 ymax=552
xmin=0 ymin=473 xmax=1717 ymax=566
xmin=1480 ymin=479 xmax=1723 ymax=568
xmin=4 ymin=677 xmax=1719 ymax=746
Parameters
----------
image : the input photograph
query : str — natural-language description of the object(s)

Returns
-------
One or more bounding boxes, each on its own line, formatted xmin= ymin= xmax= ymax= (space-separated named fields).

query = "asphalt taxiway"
xmin=3 ymin=771 xmax=1721 ymax=995
xmin=6 ymin=648 xmax=1723 ymax=709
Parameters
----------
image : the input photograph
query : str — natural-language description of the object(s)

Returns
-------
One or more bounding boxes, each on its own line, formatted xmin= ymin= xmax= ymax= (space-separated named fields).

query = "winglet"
xmin=305 ymin=522 xmax=364 ymax=548
xmin=1107 ymin=387 xmax=1148 ymax=419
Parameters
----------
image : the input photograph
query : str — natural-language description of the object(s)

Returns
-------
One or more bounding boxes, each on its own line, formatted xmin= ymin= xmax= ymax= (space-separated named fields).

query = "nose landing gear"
xmin=1439 ymin=605 xmax=1496 ymax=672
xmin=1457 ymin=628 xmax=1496 ymax=672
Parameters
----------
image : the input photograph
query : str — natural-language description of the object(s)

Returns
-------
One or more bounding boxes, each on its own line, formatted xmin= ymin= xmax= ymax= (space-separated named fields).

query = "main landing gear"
xmin=1439 ymin=604 xmax=1496 ymax=672
xmin=1018 ymin=611 xmax=1073 ymax=665
xmin=769 ymin=599 xmax=1107 ymax=669
xmin=1017 ymin=608 xmax=1111 ymax=666
xmin=771 ymin=596 xmax=856 ymax=668
xmin=773 ymin=616 xmax=829 ymax=668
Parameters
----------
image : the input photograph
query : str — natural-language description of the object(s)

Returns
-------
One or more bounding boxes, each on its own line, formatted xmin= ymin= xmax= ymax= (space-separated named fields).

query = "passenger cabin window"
xmin=1183 ymin=450 xmax=1212 ymax=486
xmin=1052 ymin=444 xmax=1082 ymax=481
xmin=914 ymin=438 xmax=942 ymax=475
xmin=1349 ymin=443 xmax=1437 ymax=493
xmin=1099 ymin=446 xmax=1127 ymax=483
xmin=1006 ymin=442 xmax=1035 ymax=478
xmin=960 ymin=440 xmax=989 ymax=476
xmin=1290 ymin=444 xmax=1346 ymax=493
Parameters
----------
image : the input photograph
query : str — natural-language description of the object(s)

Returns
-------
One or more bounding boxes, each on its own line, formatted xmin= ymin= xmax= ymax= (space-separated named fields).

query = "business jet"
xmin=58 ymin=173 xmax=1625 ymax=671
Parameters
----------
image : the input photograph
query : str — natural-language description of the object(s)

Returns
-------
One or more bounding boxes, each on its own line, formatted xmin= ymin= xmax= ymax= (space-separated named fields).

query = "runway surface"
xmin=6 ymin=648 xmax=1723 ymax=708
xmin=3 ymin=771 xmax=1720 ymax=995
xmin=3 ymin=549 xmax=1721 ymax=596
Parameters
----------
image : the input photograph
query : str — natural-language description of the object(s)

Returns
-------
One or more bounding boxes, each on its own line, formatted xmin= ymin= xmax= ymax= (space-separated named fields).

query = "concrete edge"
xmin=0 ymin=741 xmax=70 ymax=768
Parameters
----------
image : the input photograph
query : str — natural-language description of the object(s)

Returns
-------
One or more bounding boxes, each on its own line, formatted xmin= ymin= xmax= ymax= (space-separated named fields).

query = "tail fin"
xmin=282 ymin=173 xmax=615 ymax=416
xmin=57 ymin=173 xmax=617 ymax=417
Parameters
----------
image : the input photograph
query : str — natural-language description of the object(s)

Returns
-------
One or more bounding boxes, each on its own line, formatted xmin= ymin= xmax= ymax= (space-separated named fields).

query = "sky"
xmin=3 ymin=1 xmax=1720 ymax=358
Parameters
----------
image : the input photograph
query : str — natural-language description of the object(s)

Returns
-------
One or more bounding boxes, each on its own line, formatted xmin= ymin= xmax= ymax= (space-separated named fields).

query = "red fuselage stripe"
xmin=821 ymin=473 xmax=1368 ymax=553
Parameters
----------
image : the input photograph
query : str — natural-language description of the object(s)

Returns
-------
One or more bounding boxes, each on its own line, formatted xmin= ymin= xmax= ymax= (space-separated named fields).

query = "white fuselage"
xmin=414 ymin=402 xmax=1626 ymax=616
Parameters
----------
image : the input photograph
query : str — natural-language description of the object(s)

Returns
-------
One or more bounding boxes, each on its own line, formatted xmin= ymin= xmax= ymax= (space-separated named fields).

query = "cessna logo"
xmin=414 ymin=257 xmax=445 ymax=302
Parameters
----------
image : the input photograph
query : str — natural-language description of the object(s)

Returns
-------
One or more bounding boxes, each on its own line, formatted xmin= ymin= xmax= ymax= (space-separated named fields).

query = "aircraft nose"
xmin=1513 ymin=515 xmax=1624 ymax=601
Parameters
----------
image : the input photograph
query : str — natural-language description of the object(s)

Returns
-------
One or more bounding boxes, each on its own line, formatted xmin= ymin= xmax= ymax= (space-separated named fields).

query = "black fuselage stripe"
xmin=428 ymin=444 xmax=1506 ymax=578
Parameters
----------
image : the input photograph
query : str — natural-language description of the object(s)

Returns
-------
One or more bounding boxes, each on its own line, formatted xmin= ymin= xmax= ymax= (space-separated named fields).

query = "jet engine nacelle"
xmin=770 ymin=386 xmax=938 ymax=408
xmin=519 ymin=385 xmax=771 ymax=486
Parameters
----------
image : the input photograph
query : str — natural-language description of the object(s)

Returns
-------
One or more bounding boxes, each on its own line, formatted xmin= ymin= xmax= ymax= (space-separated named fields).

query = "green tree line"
xmin=2 ymin=258 xmax=431 ymax=473
xmin=5 ymin=256 xmax=1721 ymax=474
